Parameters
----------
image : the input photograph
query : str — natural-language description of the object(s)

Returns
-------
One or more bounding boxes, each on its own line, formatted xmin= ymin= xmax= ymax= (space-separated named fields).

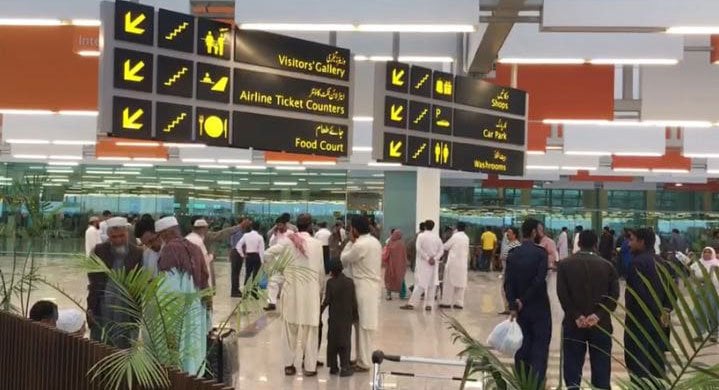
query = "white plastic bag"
xmin=487 ymin=319 xmax=523 ymax=357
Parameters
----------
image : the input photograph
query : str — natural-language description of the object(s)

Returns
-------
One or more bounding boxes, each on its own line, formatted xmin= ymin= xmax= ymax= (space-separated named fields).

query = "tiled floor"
xmin=4 ymin=254 xmax=702 ymax=389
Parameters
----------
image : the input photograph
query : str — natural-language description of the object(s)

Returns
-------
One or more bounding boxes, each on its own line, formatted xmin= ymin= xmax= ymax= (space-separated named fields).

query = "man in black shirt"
xmin=504 ymin=218 xmax=550 ymax=389
xmin=598 ymin=226 xmax=615 ymax=261
xmin=557 ymin=230 xmax=620 ymax=389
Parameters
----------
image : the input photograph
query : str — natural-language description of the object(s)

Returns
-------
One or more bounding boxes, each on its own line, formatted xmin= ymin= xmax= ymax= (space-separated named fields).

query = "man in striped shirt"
xmin=498 ymin=226 xmax=521 ymax=315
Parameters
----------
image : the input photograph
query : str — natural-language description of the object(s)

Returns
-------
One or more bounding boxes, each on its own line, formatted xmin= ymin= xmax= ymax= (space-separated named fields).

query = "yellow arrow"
xmin=391 ymin=68 xmax=405 ymax=86
xmin=123 ymin=60 xmax=145 ymax=82
xmin=124 ymin=12 xmax=146 ymax=35
xmin=390 ymin=104 xmax=404 ymax=122
xmin=389 ymin=140 xmax=403 ymax=158
xmin=122 ymin=108 xmax=144 ymax=130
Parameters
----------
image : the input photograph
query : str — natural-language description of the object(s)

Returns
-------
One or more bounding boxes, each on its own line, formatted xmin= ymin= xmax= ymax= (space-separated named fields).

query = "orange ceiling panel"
xmin=491 ymin=64 xmax=614 ymax=121
xmin=612 ymin=149 xmax=690 ymax=171
xmin=264 ymin=151 xmax=336 ymax=163
xmin=711 ymin=35 xmax=719 ymax=64
xmin=0 ymin=26 xmax=99 ymax=111
xmin=482 ymin=175 xmax=533 ymax=189
xmin=570 ymin=171 xmax=634 ymax=183
xmin=662 ymin=182 xmax=719 ymax=192
xmin=96 ymin=139 xmax=169 ymax=159
xmin=527 ymin=121 xmax=551 ymax=152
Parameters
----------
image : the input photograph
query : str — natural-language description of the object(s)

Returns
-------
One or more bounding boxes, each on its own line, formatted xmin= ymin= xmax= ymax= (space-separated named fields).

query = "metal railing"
xmin=0 ymin=311 xmax=232 ymax=390
xmin=371 ymin=350 xmax=487 ymax=390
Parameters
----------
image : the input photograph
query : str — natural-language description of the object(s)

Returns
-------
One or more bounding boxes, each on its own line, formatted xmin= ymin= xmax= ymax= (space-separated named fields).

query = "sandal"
xmin=285 ymin=365 xmax=297 ymax=376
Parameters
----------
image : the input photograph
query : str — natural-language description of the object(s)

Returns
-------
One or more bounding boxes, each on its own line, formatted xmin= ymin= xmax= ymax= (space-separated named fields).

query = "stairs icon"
xmin=412 ymin=143 xmax=427 ymax=159
xmin=163 ymin=112 xmax=187 ymax=133
xmin=164 ymin=67 xmax=189 ymax=86
xmin=165 ymin=22 xmax=189 ymax=40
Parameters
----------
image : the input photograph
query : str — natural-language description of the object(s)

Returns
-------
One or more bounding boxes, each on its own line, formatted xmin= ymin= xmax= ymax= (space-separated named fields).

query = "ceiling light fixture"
xmin=12 ymin=154 xmax=47 ymax=159
xmin=70 ymin=19 xmax=101 ymax=26
xmin=613 ymin=152 xmax=663 ymax=157
xmin=133 ymin=157 xmax=167 ymax=162
xmin=357 ymin=24 xmax=475 ymax=32
xmin=267 ymin=160 xmax=301 ymax=165
xmin=397 ymin=56 xmax=454 ymax=63
xmin=77 ymin=51 xmax=101 ymax=57
xmin=163 ymin=142 xmax=206 ymax=148
xmin=565 ymin=151 xmax=612 ymax=156
xmin=275 ymin=166 xmax=307 ymax=171
xmin=589 ymin=58 xmax=678 ymax=65
xmin=198 ymin=164 xmax=230 ymax=169
xmin=666 ymin=26 xmax=719 ymax=35
xmin=0 ymin=18 xmax=63 ymax=26
xmin=236 ymin=165 xmax=267 ymax=170
xmin=273 ymin=181 xmax=298 ymax=186
xmin=684 ymin=153 xmax=719 ymax=158
xmin=239 ymin=23 xmax=355 ymax=31
xmin=526 ymin=151 xmax=546 ymax=155
xmin=97 ymin=156 xmax=131 ymax=161
xmin=651 ymin=168 xmax=690 ymax=173
xmin=526 ymin=165 xmax=559 ymax=170
xmin=57 ymin=110 xmax=98 ymax=116
xmin=613 ymin=168 xmax=650 ymax=173
xmin=181 ymin=158 xmax=214 ymax=163
xmin=302 ymin=161 xmax=336 ymax=166
xmin=6 ymin=139 xmax=50 ymax=144
xmin=0 ymin=109 xmax=53 ymax=115
xmin=561 ymin=166 xmax=597 ymax=171
xmin=49 ymin=155 xmax=82 ymax=160
xmin=352 ymin=116 xmax=373 ymax=122
xmin=123 ymin=163 xmax=153 ymax=167
xmin=498 ymin=58 xmax=585 ymax=64
xmin=368 ymin=161 xmax=401 ymax=167
xmin=352 ymin=146 xmax=372 ymax=152
xmin=116 ymin=141 xmax=161 ymax=147
xmin=48 ymin=161 xmax=79 ymax=166
xmin=52 ymin=140 xmax=96 ymax=145
xmin=217 ymin=159 xmax=252 ymax=164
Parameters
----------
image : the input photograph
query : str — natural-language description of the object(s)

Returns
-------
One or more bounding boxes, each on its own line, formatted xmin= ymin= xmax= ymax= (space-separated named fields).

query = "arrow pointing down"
xmin=122 ymin=108 xmax=144 ymax=130
xmin=389 ymin=140 xmax=403 ymax=158
xmin=124 ymin=60 xmax=145 ymax=82
xmin=390 ymin=104 xmax=404 ymax=122
xmin=124 ymin=12 xmax=146 ymax=35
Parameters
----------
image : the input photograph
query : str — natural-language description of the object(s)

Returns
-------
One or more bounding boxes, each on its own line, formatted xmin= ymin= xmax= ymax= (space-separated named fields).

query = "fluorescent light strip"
xmin=397 ymin=56 xmax=454 ymax=63
xmin=267 ymin=160 xmax=300 ymax=165
xmin=352 ymin=116 xmax=373 ymax=122
xmin=0 ymin=18 xmax=63 ymax=26
xmin=123 ymin=163 xmax=153 ymax=167
xmin=526 ymin=165 xmax=559 ymax=170
xmin=236 ymin=165 xmax=266 ymax=170
xmin=163 ymin=142 xmax=206 ymax=148
xmin=70 ymin=19 xmax=100 ymax=26
xmin=352 ymin=146 xmax=373 ymax=152
xmin=666 ymin=26 xmax=719 ymax=34
xmin=613 ymin=152 xmax=663 ymax=157
xmin=561 ymin=166 xmax=597 ymax=171
xmin=46 ymin=169 xmax=73 ymax=174
xmin=273 ymin=181 xmax=298 ymax=186
xmin=357 ymin=24 xmax=475 ymax=32
xmin=543 ymin=118 xmax=712 ymax=128
xmin=182 ymin=158 xmax=214 ymax=163
xmin=565 ymin=151 xmax=612 ymax=156
xmin=57 ymin=110 xmax=98 ymax=116
xmin=302 ymin=161 xmax=336 ymax=166
xmin=133 ymin=157 xmax=167 ymax=162
xmin=275 ymin=166 xmax=307 ymax=171
xmin=48 ymin=161 xmax=78 ymax=166
xmin=6 ymin=139 xmax=50 ymax=144
xmin=498 ymin=58 xmax=585 ymax=64
xmin=652 ymin=168 xmax=690 ymax=173
xmin=545 ymin=146 xmax=563 ymax=150
xmin=115 ymin=141 xmax=160 ymax=147
xmin=77 ymin=50 xmax=101 ymax=57
xmin=0 ymin=109 xmax=53 ymax=115
xmin=684 ymin=153 xmax=719 ymax=158
xmin=97 ymin=156 xmax=131 ymax=161
xmin=239 ymin=23 xmax=355 ymax=31
xmin=589 ymin=58 xmax=678 ymax=65
xmin=53 ymin=140 xmax=96 ymax=145
xmin=707 ymin=169 xmax=719 ymax=174
xmin=198 ymin=164 xmax=230 ymax=169
xmin=613 ymin=168 xmax=650 ymax=173
xmin=526 ymin=151 xmax=546 ymax=155
xmin=368 ymin=162 xmax=401 ymax=167
xmin=12 ymin=154 xmax=47 ymax=159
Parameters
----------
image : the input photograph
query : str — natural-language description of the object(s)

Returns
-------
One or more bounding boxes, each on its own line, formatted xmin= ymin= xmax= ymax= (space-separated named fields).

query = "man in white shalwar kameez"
xmin=439 ymin=222 xmax=469 ymax=309
xmin=264 ymin=213 xmax=325 ymax=376
xmin=340 ymin=216 xmax=382 ymax=372
xmin=557 ymin=227 xmax=569 ymax=261
xmin=401 ymin=219 xmax=444 ymax=311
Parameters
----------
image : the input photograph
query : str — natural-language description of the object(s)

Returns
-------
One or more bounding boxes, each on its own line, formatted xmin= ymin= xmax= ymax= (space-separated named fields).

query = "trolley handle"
xmin=372 ymin=350 xmax=401 ymax=365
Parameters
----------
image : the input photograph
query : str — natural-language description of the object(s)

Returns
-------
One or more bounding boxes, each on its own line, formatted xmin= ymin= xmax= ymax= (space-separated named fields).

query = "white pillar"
xmin=415 ymin=168 xmax=441 ymax=229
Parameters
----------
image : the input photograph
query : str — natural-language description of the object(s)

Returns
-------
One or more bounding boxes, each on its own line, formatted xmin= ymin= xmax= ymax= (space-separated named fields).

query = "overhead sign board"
xmin=373 ymin=61 xmax=527 ymax=176
xmin=235 ymin=29 xmax=351 ymax=81
xmin=98 ymin=0 xmax=352 ymax=158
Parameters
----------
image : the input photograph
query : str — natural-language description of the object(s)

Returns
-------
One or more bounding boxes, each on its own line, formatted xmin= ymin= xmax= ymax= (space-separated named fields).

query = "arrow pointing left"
xmin=390 ymin=104 xmax=404 ymax=122
xmin=125 ymin=12 xmax=146 ymax=35
xmin=389 ymin=140 xmax=403 ymax=158
xmin=124 ymin=60 xmax=145 ymax=82
xmin=122 ymin=108 xmax=144 ymax=130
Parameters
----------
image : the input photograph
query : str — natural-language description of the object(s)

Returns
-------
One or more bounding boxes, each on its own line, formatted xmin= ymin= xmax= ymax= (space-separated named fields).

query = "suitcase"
xmin=205 ymin=327 xmax=239 ymax=386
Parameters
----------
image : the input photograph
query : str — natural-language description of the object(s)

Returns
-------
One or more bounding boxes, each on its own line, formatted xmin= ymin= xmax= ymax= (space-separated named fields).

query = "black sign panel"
xmin=406 ymin=135 xmax=430 ymax=166
xmin=235 ymin=29 xmax=350 ymax=81
xmin=431 ymin=105 xmax=452 ymax=135
xmin=432 ymin=70 xmax=454 ymax=102
xmin=382 ymin=132 xmax=406 ymax=163
xmin=452 ymin=142 xmax=524 ymax=176
xmin=409 ymin=65 xmax=432 ymax=97
xmin=454 ymin=75 xmax=527 ymax=116
xmin=157 ymin=9 xmax=194 ymax=53
xmin=408 ymin=101 xmax=430 ymax=132
xmin=112 ymin=96 xmax=152 ymax=139
xmin=114 ymin=0 xmax=154 ymax=46
xmin=156 ymin=55 xmax=193 ymax=98
xmin=233 ymin=112 xmax=348 ymax=157
xmin=156 ymin=102 xmax=192 ymax=142
xmin=454 ymin=109 xmax=525 ymax=145
xmin=384 ymin=96 xmax=407 ymax=129
xmin=429 ymin=139 xmax=452 ymax=168
xmin=233 ymin=68 xmax=349 ymax=118
xmin=385 ymin=62 xmax=409 ymax=93
xmin=196 ymin=62 xmax=231 ymax=103
xmin=196 ymin=18 xmax=232 ymax=60
xmin=113 ymin=48 xmax=153 ymax=93
xmin=196 ymin=107 xmax=230 ymax=146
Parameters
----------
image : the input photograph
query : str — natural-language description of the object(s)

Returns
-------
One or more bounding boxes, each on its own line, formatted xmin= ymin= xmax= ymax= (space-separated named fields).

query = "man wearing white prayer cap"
xmin=87 ymin=216 xmax=143 ymax=348
xmin=154 ymin=215 xmax=211 ymax=376
xmin=186 ymin=217 xmax=217 ymax=289
xmin=57 ymin=309 xmax=87 ymax=336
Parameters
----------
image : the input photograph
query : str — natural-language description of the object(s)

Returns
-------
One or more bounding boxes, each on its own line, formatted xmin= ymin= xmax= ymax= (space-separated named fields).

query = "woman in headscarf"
xmin=382 ymin=229 xmax=407 ymax=300
xmin=692 ymin=247 xmax=719 ymax=341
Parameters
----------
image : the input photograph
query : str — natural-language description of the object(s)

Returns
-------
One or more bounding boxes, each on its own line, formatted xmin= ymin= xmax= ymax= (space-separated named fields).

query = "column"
xmin=383 ymin=168 xmax=440 ymax=240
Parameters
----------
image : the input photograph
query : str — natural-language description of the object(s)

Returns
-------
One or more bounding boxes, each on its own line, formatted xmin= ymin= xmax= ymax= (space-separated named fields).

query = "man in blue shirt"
xmin=504 ymin=218 xmax=551 ymax=389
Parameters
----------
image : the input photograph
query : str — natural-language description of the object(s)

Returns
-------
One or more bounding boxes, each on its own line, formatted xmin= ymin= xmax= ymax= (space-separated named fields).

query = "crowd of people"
xmin=36 ymin=208 xmax=714 ymax=387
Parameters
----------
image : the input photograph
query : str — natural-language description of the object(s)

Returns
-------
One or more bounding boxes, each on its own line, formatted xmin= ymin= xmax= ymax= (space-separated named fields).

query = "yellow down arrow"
xmin=391 ymin=68 xmax=405 ymax=86
xmin=390 ymin=104 xmax=404 ymax=122
xmin=122 ymin=108 xmax=144 ymax=130
xmin=124 ymin=12 xmax=146 ymax=35
xmin=389 ymin=140 xmax=403 ymax=158
xmin=124 ymin=60 xmax=145 ymax=82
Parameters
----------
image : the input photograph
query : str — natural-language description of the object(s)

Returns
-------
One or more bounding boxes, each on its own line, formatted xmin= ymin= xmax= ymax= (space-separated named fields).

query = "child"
xmin=322 ymin=260 xmax=358 ymax=376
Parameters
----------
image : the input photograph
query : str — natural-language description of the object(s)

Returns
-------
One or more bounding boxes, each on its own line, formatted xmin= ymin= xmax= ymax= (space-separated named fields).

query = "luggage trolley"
xmin=371 ymin=350 xmax=488 ymax=390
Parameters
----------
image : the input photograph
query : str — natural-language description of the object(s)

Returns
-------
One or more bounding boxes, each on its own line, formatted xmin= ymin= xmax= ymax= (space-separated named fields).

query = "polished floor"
xmin=5 ymin=254 xmax=707 ymax=389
